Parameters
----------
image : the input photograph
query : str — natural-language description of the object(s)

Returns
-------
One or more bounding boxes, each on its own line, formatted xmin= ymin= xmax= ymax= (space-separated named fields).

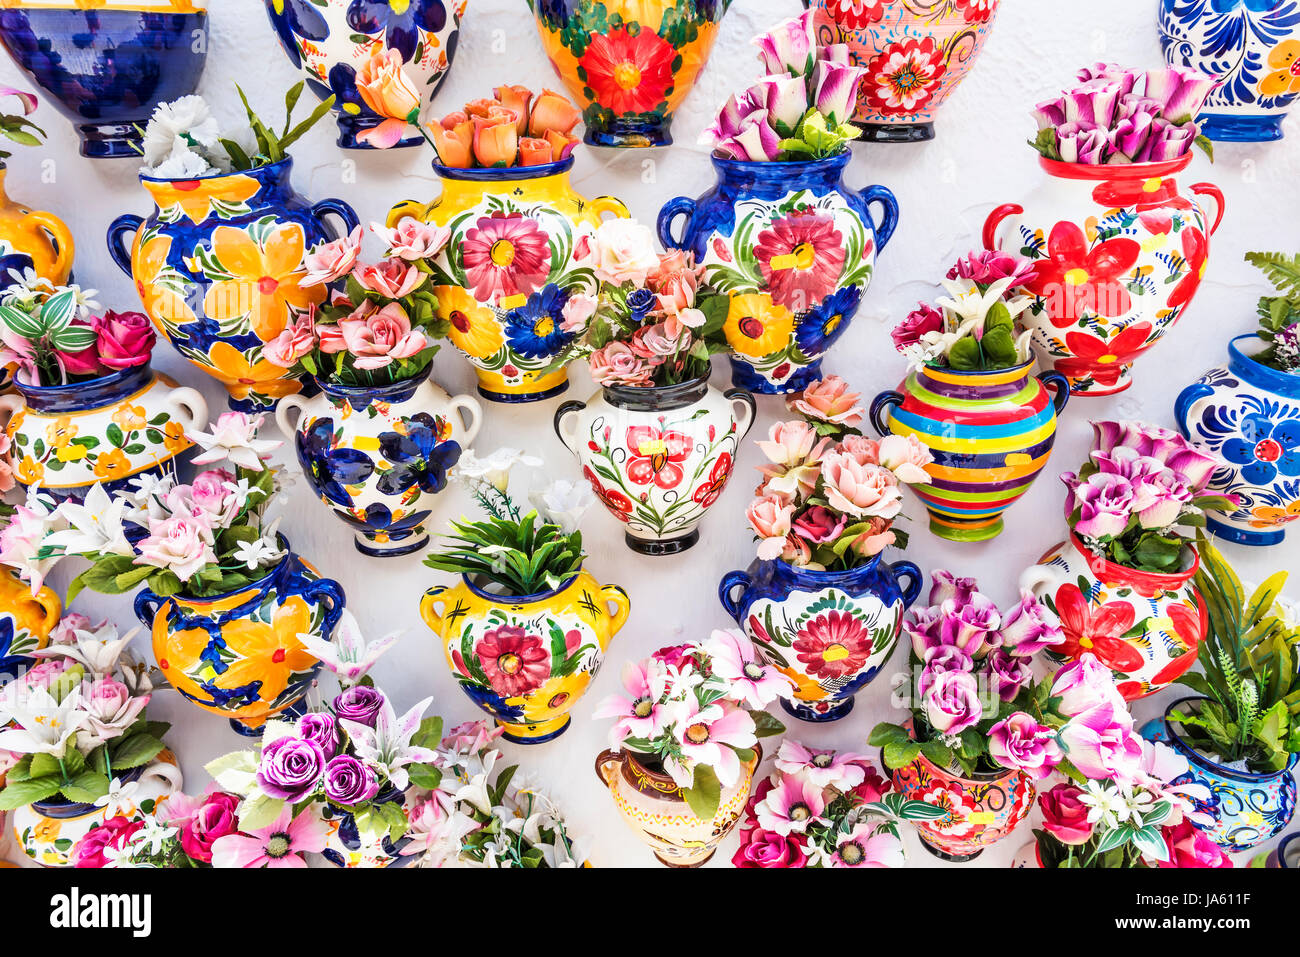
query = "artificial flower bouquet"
xmin=1243 ymin=251 xmax=1300 ymax=374
xmin=1059 ymin=419 xmax=1236 ymax=574
xmin=891 ymin=250 xmax=1039 ymax=371
xmin=427 ymin=85 xmax=582 ymax=168
xmin=701 ymin=10 xmax=865 ymax=161
xmin=69 ymin=783 xmax=250 ymax=868
xmin=746 ymin=376 xmax=933 ymax=567
xmin=1030 ymin=63 xmax=1217 ymax=166
xmin=594 ymin=630 xmax=787 ymax=819
xmin=0 ymin=85 xmax=43 ymax=168
xmin=732 ymin=740 xmax=946 ymax=868
xmin=550 ymin=219 xmax=729 ymax=387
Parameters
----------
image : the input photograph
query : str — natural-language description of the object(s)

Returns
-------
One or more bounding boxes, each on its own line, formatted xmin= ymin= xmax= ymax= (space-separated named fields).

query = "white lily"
xmin=33 ymin=623 xmax=138 ymax=676
xmin=453 ymin=448 xmax=542 ymax=493
xmin=44 ymin=484 xmax=134 ymax=558
xmin=451 ymin=748 xmax=501 ymax=815
xmin=0 ymin=684 xmax=87 ymax=756
xmin=0 ymin=490 xmax=67 ymax=594
xmin=188 ymin=412 xmax=280 ymax=472
xmin=120 ymin=472 xmax=176 ymax=528
xmin=528 ymin=479 xmax=595 ymax=535
xmin=131 ymin=818 xmax=177 ymax=857
xmin=339 ymin=695 xmax=439 ymax=792
xmin=231 ymin=534 xmax=284 ymax=571
xmin=94 ymin=776 xmax=143 ymax=816
xmin=296 ymin=609 xmax=399 ymax=686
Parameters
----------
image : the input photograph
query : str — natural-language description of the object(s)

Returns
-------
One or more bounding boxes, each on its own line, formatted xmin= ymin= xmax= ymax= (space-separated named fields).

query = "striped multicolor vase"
xmin=870 ymin=360 xmax=1069 ymax=542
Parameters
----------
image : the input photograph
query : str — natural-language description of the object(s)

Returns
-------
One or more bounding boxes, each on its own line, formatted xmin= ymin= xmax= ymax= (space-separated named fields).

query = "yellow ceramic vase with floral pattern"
xmin=0 ymin=169 xmax=73 ymax=291
xmin=0 ymin=568 xmax=60 ymax=682
xmin=420 ymin=569 xmax=630 ymax=742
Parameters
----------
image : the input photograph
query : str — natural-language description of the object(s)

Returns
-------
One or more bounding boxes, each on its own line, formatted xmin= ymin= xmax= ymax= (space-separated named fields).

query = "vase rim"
xmin=881 ymin=744 xmax=1021 ymax=785
xmin=174 ymin=535 xmax=294 ymax=604
xmin=1068 ymin=531 xmax=1199 ymax=585
xmin=1038 ymin=152 xmax=1192 ymax=180
xmin=461 ymin=570 xmax=580 ymax=605
xmin=602 ymin=374 xmax=710 ymax=408
xmin=1227 ymin=333 xmax=1300 ymax=398
xmin=771 ymin=553 xmax=882 ymax=583
xmin=317 ymin=366 xmax=431 ymax=400
xmin=32 ymin=765 xmax=146 ymax=817
xmin=710 ymin=150 xmax=850 ymax=174
xmin=1161 ymin=695 xmax=1300 ymax=782
xmin=139 ymin=156 xmax=290 ymax=185
xmin=432 ymin=156 xmax=574 ymax=181
xmin=14 ymin=360 xmax=152 ymax=400
xmin=921 ymin=356 xmax=1036 ymax=378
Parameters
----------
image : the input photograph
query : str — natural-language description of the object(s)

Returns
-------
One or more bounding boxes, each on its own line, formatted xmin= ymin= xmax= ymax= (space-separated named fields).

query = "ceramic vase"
xmin=1142 ymin=697 xmax=1298 ymax=851
xmin=803 ymin=0 xmax=1001 ymax=143
xmin=420 ymin=570 xmax=630 ymax=744
xmin=0 ymin=362 xmax=207 ymax=503
xmin=0 ymin=1 xmax=208 ymax=159
xmin=719 ymin=555 xmax=922 ymax=722
xmin=134 ymin=541 xmax=344 ymax=737
xmin=107 ymin=159 xmax=359 ymax=411
xmin=388 ymin=157 xmax=629 ymax=402
xmin=658 ymin=152 xmax=898 ymax=394
xmin=1020 ymin=534 xmax=1207 ymax=701
xmin=321 ymin=786 xmax=411 ymax=867
xmin=1175 ymin=333 xmax=1300 ymax=546
xmin=0 ymin=170 xmax=73 ymax=291
xmin=553 ymin=376 xmax=755 ymax=555
xmin=870 ymin=360 xmax=1069 ymax=542
xmin=525 ymin=0 xmax=731 ymax=148
xmin=1268 ymin=832 xmax=1299 ymax=867
xmin=0 ymin=569 xmax=60 ymax=683
xmin=263 ymin=0 xmax=466 ymax=150
xmin=9 ymin=758 xmax=182 ymax=868
xmin=595 ymin=744 xmax=759 ymax=867
xmin=276 ymin=367 xmax=482 ymax=558
xmin=886 ymin=747 xmax=1034 ymax=861
xmin=983 ymin=153 xmax=1224 ymax=396
xmin=1159 ymin=0 xmax=1300 ymax=142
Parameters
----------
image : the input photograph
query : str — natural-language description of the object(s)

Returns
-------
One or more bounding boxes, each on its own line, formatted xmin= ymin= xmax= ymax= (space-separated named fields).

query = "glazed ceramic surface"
xmin=554 ymin=377 xmax=754 ymax=555
xmin=1159 ymin=0 xmax=1300 ymax=142
xmin=263 ymin=0 xmax=465 ymax=149
xmin=1175 ymin=334 xmax=1300 ymax=546
xmin=659 ymin=152 xmax=898 ymax=394
xmin=107 ymin=159 xmax=359 ymax=411
xmin=0 ymin=1 xmax=208 ymax=158
xmin=983 ymin=154 xmax=1224 ymax=396
xmin=595 ymin=744 xmax=758 ymax=867
xmin=526 ymin=0 xmax=731 ymax=148
xmin=0 ymin=170 xmax=73 ymax=291
xmin=10 ymin=758 xmax=182 ymax=868
xmin=719 ymin=555 xmax=922 ymax=722
xmin=870 ymin=360 xmax=1069 ymax=542
xmin=804 ymin=0 xmax=1001 ymax=142
xmin=388 ymin=157 xmax=628 ymax=402
xmin=0 ymin=569 xmax=60 ymax=683
xmin=1020 ymin=534 xmax=1207 ymax=701
xmin=0 ymin=363 xmax=207 ymax=502
xmin=321 ymin=786 xmax=410 ymax=867
xmin=135 ymin=544 xmax=344 ymax=735
xmin=888 ymin=748 xmax=1034 ymax=861
xmin=1143 ymin=698 xmax=1299 ymax=851
xmin=420 ymin=570 xmax=630 ymax=744
xmin=277 ymin=368 xmax=481 ymax=557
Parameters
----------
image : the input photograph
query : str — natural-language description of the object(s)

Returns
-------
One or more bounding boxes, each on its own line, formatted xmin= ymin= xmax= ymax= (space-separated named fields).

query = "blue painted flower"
xmin=375 ymin=414 xmax=461 ymax=496
xmin=297 ymin=419 xmax=376 ymax=507
xmin=794 ymin=284 xmax=860 ymax=356
xmin=348 ymin=0 xmax=448 ymax=62
xmin=340 ymin=503 xmax=432 ymax=542
xmin=1222 ymin=413 xmax=1300 ymax=485
xmin=502 ymin=284 xmax=574 ymax=359
xmin=267 ymin=0 xmax=330 ymax=68
xmin=459 ymin=680 xmax=525 ymax=721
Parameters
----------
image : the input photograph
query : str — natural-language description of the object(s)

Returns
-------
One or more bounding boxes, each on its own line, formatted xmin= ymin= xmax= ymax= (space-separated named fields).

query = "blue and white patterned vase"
xmin=1158 ymin=0 xmax=1300 ymax=142
xmin=321 ymin=786 xmax=411 ymax=868
xmin=1142 ymin=697 xmax=1299 ymax=851
xmin=1175 ymin=333 xmax=1300 ymax=546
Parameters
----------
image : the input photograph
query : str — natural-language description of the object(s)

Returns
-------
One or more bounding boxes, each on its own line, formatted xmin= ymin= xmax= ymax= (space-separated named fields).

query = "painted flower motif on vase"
xmin=579 ymin=27 xmax=676 ymax=117
xmin=624 ymin=424 xmax=693 ymax=491
xmin=862 ymin=37 xmax=948 ymax=118
xmin=1220 ymin=413 xmax=1300 ymax=486
xmin=461 ymin=212 xmax=553 ymax=304
xmin=791 ymin=609 xmax=874 ymax=681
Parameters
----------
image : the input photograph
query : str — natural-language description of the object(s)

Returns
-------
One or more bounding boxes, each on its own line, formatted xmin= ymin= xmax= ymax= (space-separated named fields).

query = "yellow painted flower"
xmin=17 ymin=455 xmax=43 ymax=485
xmin=725 ymin=293 xmax=795 ymax=358
xmin=133 ymin=233 xmax=197 ymax=327
xmin=1249 ymin=501 xmax=1300 ymax=528
xmin=45 ymin=417 xmax=76 ymax=449
xmin=163 ymin=420 xmax=190 ymax=453
xmin=93 ymin=448 xmax=132 ymax=481
xmin=112 ymin=403 xmax=147 ymax=432
xmin=779 ymin=664 xmax=828 ymax=702
xmin=195 ymin=597 xmax=315 ymax=705
xmin=142 ymin=173 xmax=260 ymax=225
xmin=202 ymin=342 xmax=302 ymax=403
xmin=202 ymin=224 xmax=325 ymax=343
xmin=435 ymin=285 xmax=505 ymax=359
xmin=32 ymin=817 xmax=61 ymax=842
xmin=1260 ymin=39 xmax=1300 ymax=98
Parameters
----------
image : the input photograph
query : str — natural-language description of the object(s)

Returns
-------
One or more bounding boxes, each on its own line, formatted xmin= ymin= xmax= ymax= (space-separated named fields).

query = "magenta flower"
xmin=919 ymin=645 xmax=974 ymax=699
xmin=984 ymin=649 xmax=1033 ymax=702
xmin=922 ymin=669 xmax=983 ymax=735
xmin=1071 ymin=472 xmax=1135 ymax=540
xmin=1056 ymin=121 xmax=1109 ymax=164
xmin=812 ymin=59 xmax=865 ymax=126
xmin=255 ymin=735 xmax=326 ymax=803
xmin=1039 ymin=783 xmax=1095 ymax=845
xmin=210 ymin=806 xmax=329 ymax=869
xmin=754 ymin=772 xmax=828 ymax=836
xmin=937 ymin=592 xmax=1002 ymax=657
xmin=891 ymin=303 xmax=944 ymax=352
xmin=774 ymin=739 xmax=870 ymax=792
xmin=1143 ymin=66 xmax=1218 ymax=125
xmin=1050 ymin=653 xmax=1126 ymax=717
xmin=828 ymin=820 xmax=905 ymax=868
xmin=988 ymin=712 xmax=1063 ymax=780
xmin=928 ymin=569 xmax=978 ymax=607
xmin=752 ymin=9 xmax=816 ymax=77
xmin=997 ymin=590 xmax=1066 ymax=657
xmin=1059 ymin=700 xmax=1144 ymax=783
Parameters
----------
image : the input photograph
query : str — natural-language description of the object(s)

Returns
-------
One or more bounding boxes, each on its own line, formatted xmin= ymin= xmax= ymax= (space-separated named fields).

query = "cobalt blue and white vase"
xmin=1143 ymin=697 xmax=1299 ymax=851
xmin=276 ymin=367 xmax=481 ymax=558
xmin=320 ymin=786 xmax=411 ymax=868
xmin=0 ymin=0 xmax=209 ymax=158
xmin=263 ymin=0 xmax=466 ymax=149
xmin=658 ymin=152 xmax=898 ymax=394
xmin=718 ymin=555 xmax=921 ymax=722
xmin=1158 ymin=0 xmax=1300 ymax=142
xmin=1175 ymin=333 xmax=1300 ymax=546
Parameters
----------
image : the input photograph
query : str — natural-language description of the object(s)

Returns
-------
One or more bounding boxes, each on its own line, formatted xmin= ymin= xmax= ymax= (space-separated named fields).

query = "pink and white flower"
xmin=754 ymin=772 xmax=828 ymax=836
xmin=774 ymin=740 xmax=869 ymax=791
xmin=702 ymin=628 xmax=792 ymax=709
xmin=302 ymin=227 xmax=363 ymax=287
xmin=666 ymin=700 xmax=757 ymax=789
xmin=592 ymin=659 xmax=672 ymax=747
xmin=988 ymin=712 xmax=1063 ymax=780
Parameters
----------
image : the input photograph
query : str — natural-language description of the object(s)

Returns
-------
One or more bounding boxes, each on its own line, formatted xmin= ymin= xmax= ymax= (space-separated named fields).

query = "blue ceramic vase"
xmin=719 ymin=555 xmax=921 ymax=722
xmin=321 ymin=786 xmax=412 ymax=867
xmin=1142 ymin=697 xmax=1298 ymax=851
xmin=659 ymin=152 xmax=898 ymax=394
xmin=1175 ymin=334 xmax=1300 ymax=546
xmin=0 ymin=2 xmax=208 ymax=158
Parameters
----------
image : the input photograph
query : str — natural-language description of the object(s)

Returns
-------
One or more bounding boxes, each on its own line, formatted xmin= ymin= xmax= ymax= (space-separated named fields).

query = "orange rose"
xmin=518 ymin=136 xmax=554 ymax=166
xmin=544 ymin=129 xmax=580 ymax=162
xmin=430 ymin=117 xmax=474 ymax=168
xmin=473 ymin=113 xmax=519 ymax=167
xmin=355 ymin=48 xmax=421 ymax=149
xmin=530 ymin=88 xmax=582 ymax=136
xmin=494 ymin=84 xmax=533 ymax=135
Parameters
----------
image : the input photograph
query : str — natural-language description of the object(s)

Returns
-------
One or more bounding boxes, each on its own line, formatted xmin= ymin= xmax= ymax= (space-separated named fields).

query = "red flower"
xmin=692 ymin=452 xmax=733 ymax=508
xmin=1056 ymin=322 xmax=1154 ymax=387
xmin=476 ymin=625 xmax=550 ymax=698
xmin=792 ymin=609 xmax=874 ymax=679
xmin=955 ymin=0 xmax=997 ymax=23
xmin=579 ymin=27 xmax=675 ymax=116
xmin=823 ymin=0 xmax=887 ymax=29
xmin=1166 ymin=228 xmax=1209 ymax=312
xmin=862 ymin=37 xmax=948 ymax=117
xmin=1023 ymin=222 xmax=1141 ymax=328
xmin=1091 ymin=177 xmax=1193 ymax=214
xmin=1146 ymin=602 xmax=1205 ymax=689
xmin=1053 ymin=583 xmax=1145 ymax=674
xmin=583 ymin=466 xmax=633 ymax=523
xmin=625 ymin=424 xmax=693 ymax=490
xmin=732 ymin=826 xmax=809 ymax=868
xmin=754 ymin=208 xmax=846 ymax=312
xmin=461 ymin=212 xmax=552 ymax=304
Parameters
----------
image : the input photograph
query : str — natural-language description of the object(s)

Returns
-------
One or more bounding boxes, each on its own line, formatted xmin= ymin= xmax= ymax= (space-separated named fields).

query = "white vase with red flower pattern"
xmin=553 ymin=375 xmax=755 ymax=555
xmin=983 ymin=153 xmax=1224 ymax=397
xmin=1018 ymin=533 xmax=1207 ymax=701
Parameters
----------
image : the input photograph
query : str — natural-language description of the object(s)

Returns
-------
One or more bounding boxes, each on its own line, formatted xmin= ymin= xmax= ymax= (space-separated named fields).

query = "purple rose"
xmin=1063 ymin=80 xmax=1124 ymax=128
xmin=333 ymin=686 xmax=385 ymax=727
xmin=904 ymin=606 xmax=943 ymax=659
xmin=1090 ymin=420 xmax=1223 ymax=491
xmin=989 ymin=712 xmax=1063 ymax=781
xmin=997 ymin=590 xmax=1065 ymax=657
xmin=1032 ymin=96 xmax=1066 ymax=130
xmin=927 ymin=569 xmax=978 ymax=608
xmin=1050 ymin=654 xmax=1125 ymax=717
xmin=1130 ymin=473 xmax=1191 ymax=530
xmin=922 ymin=670 xmax=983 ymax=736
xmin=1143 ymin=66 xmax=1217 ymax=125
xmin=1056 ymin=121 xmax=1109 ymax=164
xmin=984 ymin=649 xmax=1033 ymax=702
xmin=256 ymin=736 xmax=326 ymax=802
xmin=937 ymin=592 xmax=1002 ymax=657
xmin=323 ymin=754 xmax=380 ymax=806
xmin=1072 ymin=472 xmax=1134 ymax=540
xmin=918 ymin=645 xmax=974 ymax=698
xmin=946 ymin=250 xmax=1036 ymax=288
xmin=298 ymin=712 xmax=339 ymax=760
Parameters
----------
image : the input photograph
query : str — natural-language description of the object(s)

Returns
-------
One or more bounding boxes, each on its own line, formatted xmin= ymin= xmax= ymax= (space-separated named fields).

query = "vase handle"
xmin=1037 ymin=370 xmax=1070 ymax=416
xmin=0 ymin=393 xmax=21 ymax=433
xmin=106 ymin=213 xmax=144 ymax=278
xmin=304 ymin=577 xmax=346 ymax=636
xmin=553 ymin=399 xmax=586 ymax=455
xmin=858 ymin=184 xmax=899 ymax=253
xmin=310 ymin=198 xmax=360 ymax=240
xmin=869 ymin=390 xmax=903 ymax=437
xmin=387 ymin=197 xmax=433 ymax=229
xmin=25 ymin=209 xmax=75 ymax=282
xmin=420 ymin=585 xmax=448 ymax=635
xmin=133 ymin=590 xmax=166 ymax=628
xmin=724 ymin=388 xmax=757 ymax=440
xmin=888 ymin=560 xmax=923 ymax=609
xmin=1174 ymin=382 xmax=1215 ymax=438
xmin=656 ymin=196 xmax=697 ymax=251
xmin=1190 ymin=183 xmax=1225 ymax=236
xmin=594 ymin=748 xmax=621 ymax=789
xmin=448 ymin=393 xmax=483 ymax=447
xmin=718 ymin=569 xmax=752 ymax=623
xmin=600 ymin=584 xmax=632 ymax=641
xmin=1017 ymin=563 xmax=1057 ymax=599
xmin=589 ymin=195 xmax=630 ymax=221
xmin=165 ymin=386 xmax=209 ymax=436
xmin=982 ymin=203 xmax=1024 ymax=251
xmin=274 ymin=393 xmax=310 ymax=440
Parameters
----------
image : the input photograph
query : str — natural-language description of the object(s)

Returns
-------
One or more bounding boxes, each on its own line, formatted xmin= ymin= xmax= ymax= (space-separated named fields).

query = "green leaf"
xmin=0 ymin=776 xmax=62 ymax=810
xmin=237 ymin=793 xmax=285 ymax=832
xmin=751 ymin=709 xmax=785 ymax=739
xmin=109 ymin=733 xmax=165 ymax=769
xmin=28 ymin=752 xmax=61 ymax=780
xmin=681 ymin=764 xmax=721 ymax=820
xmin=61 ymin=772 xmax=110 ymax=804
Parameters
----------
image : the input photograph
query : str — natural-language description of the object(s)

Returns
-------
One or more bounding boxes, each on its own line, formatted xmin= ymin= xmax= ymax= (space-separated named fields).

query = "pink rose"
xmin=922 ymin=669 xmax=983 ymax=735
xmin=988 ymin=712 xmax=1063 ymax=780
xmin=262 ymin=310 xmax=317 ymax=368
xmin=756 ymin=421 xmax=821 ymax=468
xmin=187 ymin=469 xmax=237 ymax=524
xmin=732 ymin=826 xmax=808 ymax=868
xmin=560 ymin=293 xmax=598 ymax=333
xmin=353 ymin=258 xmax=426 ymax=299
xmin=135 ymin=514 xmax=216 ymax=582
xmin=585 ymin=220 xmax=660 ymax=286
xmin=73 ymin=816 xmax=144 ymax=868
xmin=790 ymin=505 xmax=845 ymax=544
xmin=588 ymin=342 xmax=652 ymax=387
xmin=93 ymin=311 xmax=156 ymax=370
xmin=58 ymin=322 xmax=103 ymax=376
xmin=1072 ymin=472 xmax=1134 ymax=540
xmin=748 ymin=494 xmax=795 ymax=561
xmin=837 ymin=434 xmax=880 ymax=467
xmin=1050 ymin=653 xmax=1125 ymax=716
xmin=303 ymin=227 xmax=363 ymax=286
xmin=788 ymin=375 xmax=864 ymax=428
xmin=48 ymin=613 xmax=94 ymax=646
xmin=372 ymin=219 xmax=451 ymax=261
xmin=997 ymin=590 xmax=1066 ymax=657
xmin=338 ymin=302 xmax=427 ymax=370
xmin=878 ymin=433 xmax=934 ymax=484
xmin=820 ymin=452 xmax=902 ymax=520
xmin=628 ymin=319 xmax=689 ymax=362
xmin=847 ymin=516 xmax=896 ymax=558
xmin=947 ymin=250 xmax=1037 ymax=287
xmin=81 ymin=676 xmax=149 ymax=746
xmin=1059 ymin=700 xmax=1144 ymax=783
xmin=648 ymin=249 xmax=704 ymax=316
xmin=1039 ymin=783 xmax=1094 ymax=845
xmin=23 ymin=657 xmax=69 ymax=690
xmin=1158 ymin=819 xmax=1232 ymax=868
xmin=892 ymin=303 xmax=944 ymax=352
xmin=181 ymin=791 xmax=241 ymax=864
